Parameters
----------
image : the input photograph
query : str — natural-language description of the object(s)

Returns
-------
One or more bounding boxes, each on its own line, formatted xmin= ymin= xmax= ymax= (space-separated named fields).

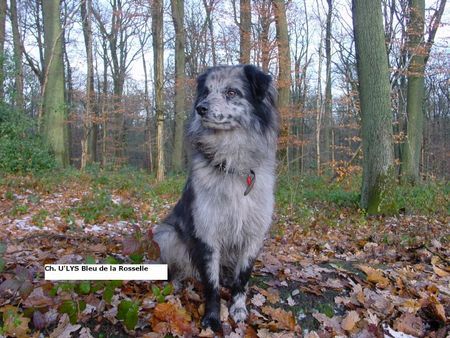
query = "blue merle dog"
xmin=153 ymin=65 xmax=279 ymax=331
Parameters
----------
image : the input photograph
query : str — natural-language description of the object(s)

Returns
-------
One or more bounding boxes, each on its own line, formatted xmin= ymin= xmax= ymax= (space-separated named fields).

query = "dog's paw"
xmin=201 ymin=312 xmax=222 ymax=332
xmin=230 ymin=303 xmax=249 ymax=323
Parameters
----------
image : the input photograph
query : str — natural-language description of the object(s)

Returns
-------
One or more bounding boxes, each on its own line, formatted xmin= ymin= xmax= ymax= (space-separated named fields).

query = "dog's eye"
xmin=226 ymin=89 xmax=237 ymax=98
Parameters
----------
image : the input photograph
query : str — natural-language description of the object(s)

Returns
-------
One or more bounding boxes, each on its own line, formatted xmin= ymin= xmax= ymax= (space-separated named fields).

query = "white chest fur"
xmin=191 ymin=163 xmax=275 ymax=254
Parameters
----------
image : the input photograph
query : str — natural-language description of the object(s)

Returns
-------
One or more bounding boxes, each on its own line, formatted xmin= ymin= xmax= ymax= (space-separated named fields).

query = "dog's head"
xmin=192 ymin=65 xmax=278 ymax=133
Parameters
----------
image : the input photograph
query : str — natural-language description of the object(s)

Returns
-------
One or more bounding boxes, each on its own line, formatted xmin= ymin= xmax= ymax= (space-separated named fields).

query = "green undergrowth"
xmin=1 ymin=167 xmax=447 ymax=220
xmin=0 ymin=103 xmax=56 ymax=173
xmin=276 ymin=173 xmax=448 ymax=219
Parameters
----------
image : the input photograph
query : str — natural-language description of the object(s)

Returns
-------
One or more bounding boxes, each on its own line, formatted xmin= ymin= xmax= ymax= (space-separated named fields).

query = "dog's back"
xmin=154 ymin=65 xmax=278 ymax=331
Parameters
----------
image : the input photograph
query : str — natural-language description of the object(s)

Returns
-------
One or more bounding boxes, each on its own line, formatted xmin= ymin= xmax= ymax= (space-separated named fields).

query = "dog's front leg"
xmin=230 ymin=256 xmax=255 ymax=323
xmin=191 ymin=241 xmax=221 ymax=332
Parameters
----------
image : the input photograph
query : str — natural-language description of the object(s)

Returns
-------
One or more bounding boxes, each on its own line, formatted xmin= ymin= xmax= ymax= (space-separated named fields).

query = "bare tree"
xmin=80 ymin=0 xmax=95 ymax=169
xmin=273 ymin=0 xmax=291 ymax=167
xmin=315 ymin=28 xmax=324 ymax=175
xmin=138 ymin=22 xmax=153 ymax=172
xmin=41 ymin=0 xmax=68 ymax=166
xmin=401 ymin=0 xmax=447 ymax=183
xmin=239 ymin=0 xmax=251 ymax=64
xmin=0 ymin=0 xmax=5 ymax=101
xmin=10 ymin=0 xmax=24 ymax=109
xmin=152 ymin=0 xmax=165 ymax=181
xmin=92 ymin=0 xmax=142 ymax=164
xmin=324 ymin=0 xmax=333 ymax=168
xmin=171 ymin=0 xmax=186 ymax=173
xmin=352 ymin=0 xmax=395 ymax=213
xmin=254 ymin=0 xmax=273 ymax=72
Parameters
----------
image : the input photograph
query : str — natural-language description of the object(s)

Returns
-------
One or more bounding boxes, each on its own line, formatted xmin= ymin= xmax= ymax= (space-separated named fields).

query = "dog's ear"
xmin=196 ymin=70 xmax=209 ymax=100
xmin=243 ymin=65 xmax=272 ymax=101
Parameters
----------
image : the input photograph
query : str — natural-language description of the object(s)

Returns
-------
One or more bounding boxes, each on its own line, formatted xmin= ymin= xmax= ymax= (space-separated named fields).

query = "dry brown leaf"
xmin=244 ymin=325 xmax=259 ymax=338
xmin=152 ymin=302 xmax=192 ymax=335
xmin=421 ymin=295 xmax=446 ymax=322
xmin=341 ymin=310 xmax=360 ymax=331
xmin=393 ymin=313 xmax=424 ymax=337
xmin=198 ymin=327 xmax=215 ymax=337
xmin=266 ymin=287 xmax=280 ymax=304
xmin=257 ymin=328 xmax=296 ymax=338
xmin=312 ymin=313 xmax=344 ymax=335
xmin=358 ymin=265 xmax=390 ymax=288
xmin=401 ymin=299 xmax=421 ymax=314
xmin=49 ymin=314 xmax=81 ymax=338
xmin=304 ymin=331 xmax=320 ymax=338
xmin=432 ymin=265 xmax=449 ymax=277
xmin=79 ymin=327 xmax=95 ymax=338
xmin=23 ymin=287 xmax=54 ymax=308
xmin=1 ymin=305 xmax=31 ymax=338
xmin=261 ymin=306 xmax=295 ymax=331
xmin=251 ymin=293 xmax=266 ymax=307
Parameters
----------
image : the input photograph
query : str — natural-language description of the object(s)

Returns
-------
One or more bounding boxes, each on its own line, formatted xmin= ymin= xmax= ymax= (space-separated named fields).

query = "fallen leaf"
xmin=49 ymin=314 xmax=81 ymax=338
xmin=198 ymin=327 xmax=214 ymax=337
xmin=79 ymin=327 xmax=95 ymax=338
xmin=421 ymin=295 xmax=446 ymax=322
xmin=261 ymin=306 xmax=295 ymax=331
xmin=358 ymin=265 xmax=390 ymax=288
xmin=341 ymin=310 xmax=360 ymax=331
xmin=152 ymin=302 xmax=192 ymax=335
xmin=23 ymin=287 xmax=54 ymax=308
xmin=286 ymin=296 xmax=296 ymax=306
xmin=1 ymin=305 xmax=31 ymax=338
xmin=304 ymin=331 xmax=320 ymax=338
xmin=400 ymin=299 xmax=421 ymax=314
xmin=432 ymin=265 xmax=449 ymax=277
xmin=393 ymin=313 xmax=424 ymax=337
xmin=251 ymin=293 xmax=266 ymax=307
xmin=312 ymin=313 xmax=344 ymax=335
xmin=265 ymin=287 xmax=280 ymax=304
xmin=33 ymin=310 xmax=47 ymax=330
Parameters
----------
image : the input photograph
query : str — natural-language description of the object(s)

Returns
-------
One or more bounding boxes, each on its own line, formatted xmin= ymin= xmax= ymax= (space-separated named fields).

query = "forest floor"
xmin=0 ymin=169 xmax=448 ymax=337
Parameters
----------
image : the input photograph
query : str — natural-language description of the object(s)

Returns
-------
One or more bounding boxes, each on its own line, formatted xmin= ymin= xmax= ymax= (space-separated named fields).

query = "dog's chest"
xmin=191 ymin=168 xmax=274 ymax=248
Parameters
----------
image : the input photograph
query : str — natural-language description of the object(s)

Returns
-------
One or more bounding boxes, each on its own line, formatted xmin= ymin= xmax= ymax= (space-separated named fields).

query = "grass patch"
xmin=75 ymin=188 xmax=136 ymax=224
xmin=276 ymin=174 xmax=448 ymax=217
xmin=389 ymin=181 xmax=449 ymax=215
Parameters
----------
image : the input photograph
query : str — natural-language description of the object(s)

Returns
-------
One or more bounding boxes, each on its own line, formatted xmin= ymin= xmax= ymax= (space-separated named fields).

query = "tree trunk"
xmin=273 ymin=0 xmax=291 ymax=168
xmin=41 ymin=0 xmax=68 ymax=167
xmin=239 ymin=0 xmax=251 ymax=64
xmin=400 ymin=0 xmax=425 ymax=184
xmin=352 ymin=0 xmax=395 ymax=214
xmin=63 ymin=30 xmax=74 ymax=165
xmin=101 ymin=39 xmax=108 ymax=168
xmin=259 ymin=0 xmax=271 ymax=73
xmin=152 ymin=0 xmax=165 ymax=181
xmin=203 ymin=0 xmax=217 ymax=66
xmin=171 ymin=0 xmax=186 ymax=173
xmin=0 ymin=0 xmax=5 ymax=101
xmin=316 ymin=30 xmax=323 ymax=176
xmin=10 ymin=0 xmax=24 ymax=110
xmin=324 ymin=0 xmax=333 ymax=168
xmin=80 ymin=0 xmax=95 ymax=169
xmin=142 ymin=52 xmax=153 ymax=172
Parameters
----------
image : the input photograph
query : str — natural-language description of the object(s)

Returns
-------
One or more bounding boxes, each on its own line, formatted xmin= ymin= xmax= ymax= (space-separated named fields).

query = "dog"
xmin=153 ymin=65 xmax=279 ymax=331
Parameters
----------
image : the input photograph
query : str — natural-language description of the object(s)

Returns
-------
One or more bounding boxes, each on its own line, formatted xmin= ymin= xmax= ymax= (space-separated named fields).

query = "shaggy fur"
xmin=153 ymin=65 xmax=279 ymax=331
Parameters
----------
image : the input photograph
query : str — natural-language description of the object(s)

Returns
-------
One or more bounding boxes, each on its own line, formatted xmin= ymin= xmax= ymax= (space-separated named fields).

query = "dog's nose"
xmin=196 ymin=102 xmax=209 ymax=116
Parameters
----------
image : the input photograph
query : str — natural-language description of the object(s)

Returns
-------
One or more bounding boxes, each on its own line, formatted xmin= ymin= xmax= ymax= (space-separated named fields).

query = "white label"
xmin=44 ymin=264 xmax=168 ymax=280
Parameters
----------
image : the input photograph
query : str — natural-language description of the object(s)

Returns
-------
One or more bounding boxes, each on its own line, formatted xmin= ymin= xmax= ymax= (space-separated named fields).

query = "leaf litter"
xmin=0 ymin=175 xmax=448 ymax=337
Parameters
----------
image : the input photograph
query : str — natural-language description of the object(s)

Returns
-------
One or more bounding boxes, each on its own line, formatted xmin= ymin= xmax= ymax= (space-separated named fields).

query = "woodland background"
xmin=0 ymin=0 xmax=448 ymax=185
xmin=0 ymin=0 xmax=449 ymax=337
